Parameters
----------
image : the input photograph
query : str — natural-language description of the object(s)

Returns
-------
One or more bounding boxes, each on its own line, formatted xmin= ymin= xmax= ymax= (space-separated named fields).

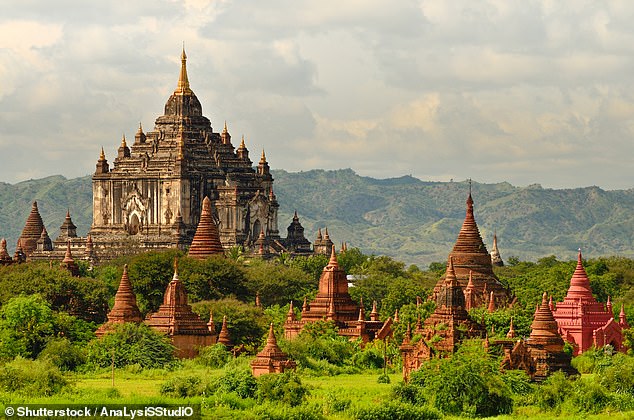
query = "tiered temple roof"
xmin=401 ymin=257 xmax=485 ymax=379
xmin=432 ymin=191 xmax=512 ymax=307
xmin=552 ymin=250 xmax=628 ymax=355
xmin=145 ymin=260 xmax=215 ymax=357
xmin=187 ymin=196 xmax=224 ymax=259
xmin=251 ymin=323 xmax=296 ymax=377
xmin=501 ymin=292 xmax=577 ymax=381
xmin=284 ymin=246 xmax=389 ymax=342
xmin=96 ymin=264 xmax=143 ymax=336
xmin=57 ymin=210 xmax=78 ymax=240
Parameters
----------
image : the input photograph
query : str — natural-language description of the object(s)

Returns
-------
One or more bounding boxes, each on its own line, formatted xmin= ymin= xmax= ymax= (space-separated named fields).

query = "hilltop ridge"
xmin=1 ymin=169 xmax=633 ymax=267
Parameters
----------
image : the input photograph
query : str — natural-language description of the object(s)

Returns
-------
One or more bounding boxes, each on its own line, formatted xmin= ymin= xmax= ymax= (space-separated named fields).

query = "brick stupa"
xmin=187 ymin=196 xmax=224 ymax=259
xmin=0 ymin=238 xmax=12 ymax=265
xmin=95 ymin=264 xmax=143 ymax=337
xmin=251 ymin=323 xmax=296 ymax=377
xmin=284 ymin=246 xmax=390 ymax=342
xmin=552 ymin=250 xmax=629 ymax=355
xmin=432 ymin=190 xmax=512 ymax=308
xmin=18 ymin=201 xmax=45 ymax=256
xmin=60 ymin=240 xmax=79 ymax=277
xmin=501 ymin=292 xmax=577 ymax=381
xmin=401 ymin=257 xmax=485 ymax=379
xmin=145 ymin=259 xmax=215 ymax=357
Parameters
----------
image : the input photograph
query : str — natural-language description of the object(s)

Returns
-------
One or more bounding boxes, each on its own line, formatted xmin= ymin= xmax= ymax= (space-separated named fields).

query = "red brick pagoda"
xmin=95 ymin=264 xmax=143 ymax=337
xmin=401 ymin=257 xmax=485 ymax=379
xmin=552 ymin=250 xmax=629 ymax=355
xmin=187 ymin=196 xmax=224 ymax=259
xmin=251 ymin=323 xmax=296 ymax=377
xmin=145 ymin=259 xmax=215 ymax=357
xmin=284 ymin=246 xmax=390 ymax=342
xmin=500 ymin=292 xmax=577 ymax=381
xmin=18 ymin=201 xmax=46 ymax=256
xmin=432 ymin=190 xmax=512 ymax=308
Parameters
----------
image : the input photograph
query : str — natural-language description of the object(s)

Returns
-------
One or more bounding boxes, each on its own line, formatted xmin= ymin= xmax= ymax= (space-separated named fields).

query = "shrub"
xmin=534 ymin=371 xmax=573 ymax=412
xmin=160 ymin=375 xmax=205 ymax=397
xmin=352 ymin=402 xmax=441 ymax=420
xmin=566 ymin=379 xmax=610 ymax=414
xmin=598 ymin=353 xmax=634 ymax=395
xmin=210 ymin=368 xmax=257 ymax=399
xmin=196 ymin=343 xmax=232 ymax=368
xmin=323 ymin=391 xmax=351 ymax=415
xmin=0 ymin=357 xmax=67 ymax=396
xmin=251 ymin=402 xmax=326 ymax=420
xmin=256 ymin=372 xmax=309 ymax=407
xmin=405 ymin=341 xmax=513 ymax=417
xmin=86 ymin=323 xmax=176 ymax=369
xmin=377 ymin=373 xmax=391 ymax=384
xmin=38 ymin=337 xmax=86 ymax=371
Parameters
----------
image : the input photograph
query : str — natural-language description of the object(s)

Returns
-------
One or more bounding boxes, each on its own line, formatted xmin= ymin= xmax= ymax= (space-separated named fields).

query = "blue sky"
xmin=1 ymin=1 xmax=634 ymax=189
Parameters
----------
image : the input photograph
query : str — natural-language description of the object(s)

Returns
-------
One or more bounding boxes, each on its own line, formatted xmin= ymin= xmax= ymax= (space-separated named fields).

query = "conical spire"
xmin=316 ymin=228 xmax=323 ymax=241
xmin=286 ymin=301 xmax=296 ymax=321
xmin=529 ymin=292 xmax=565 ymax=350
xmin=394 ymin=309 xmax=400 ymax=323
xmin=370 ymin=300 xmax=378 ymax=321
xmin=328 ymin=245 xmax=339 ymax=267
xmin=564 ymin=249 xmax=595 ymax=302
xmin=217 ymin=315 xmax=232 ymax=347
xmin=175 ymin=46 xmax=192 ymax=94
xmin=0 ymin=238 xmax=11 ymax=263
xmin=487 ymin=291 xmax=495 ymax=313
xmin=324 ymin=228 xmax=330 ymax=240
xmin=358 ymin=298 xmax=365 ymax=321
xmin=260 ymin=149 xmax=267 ymax=164
xmin=490 ymin=232 xmax=504 ymax=266
xmin=108 ymin=264 xmax=143 ymax=323
xmin=62 ymin=240 xmax=74 ymax=264
xmin=466 ymin=271 xmax=475 ymax=291
xmin=451 ymin=190 xmax=488 ymax=255
xmin=99 ymin=147 xmax=106 ymax=160
xmin=302 ymin=296 xmax=308 ymax=312
xmin=188 ymin=196 xmax=224 ymax=259
xmin=207 ymin=310 xmax=216 ymax=334
xmin=19 ymin=201 xmax=45 ymax=255
xmin=620 ymin=304 xmax=630 ymax=329
xmin=58 ymin=209 xmax=77 ymax=239
xmin=266 ymin=322 xmax=277 ymax=345
xmin=445 ymin=256 xmax=458 ymax=287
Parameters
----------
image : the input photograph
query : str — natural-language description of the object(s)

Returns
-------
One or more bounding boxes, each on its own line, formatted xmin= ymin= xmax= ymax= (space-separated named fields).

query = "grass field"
xmin=1 ymin=366 xmax=633 ymax=419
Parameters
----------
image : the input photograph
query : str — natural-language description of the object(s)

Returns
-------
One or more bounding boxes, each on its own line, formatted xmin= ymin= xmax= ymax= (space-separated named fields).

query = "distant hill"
xmin=1 ymin=169 xmax=634 ymax=267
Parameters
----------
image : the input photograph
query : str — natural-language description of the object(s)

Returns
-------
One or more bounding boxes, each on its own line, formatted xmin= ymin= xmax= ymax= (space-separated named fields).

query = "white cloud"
xmin=1 ymin=1 xmax=634 ymax=189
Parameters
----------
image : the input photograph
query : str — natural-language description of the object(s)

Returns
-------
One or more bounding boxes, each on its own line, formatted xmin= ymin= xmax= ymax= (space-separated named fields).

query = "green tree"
xmin=86 ymin=322 xmax=176 ymax=369
xmin=244 ymin=259 xmax=315 ymax=306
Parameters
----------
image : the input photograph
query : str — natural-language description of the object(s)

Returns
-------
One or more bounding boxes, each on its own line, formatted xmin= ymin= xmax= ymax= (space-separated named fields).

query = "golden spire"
xmin=223 ymin=120 xmax=228 ymax=133
xmin=239 ymin=135 xmax=246 ymax=149
xmin=176 ymin=45 xmax=192 ymax=94
xmin=99 ymin=147 xmax=105 ymax=160
xmin=121 ymin=134 xmax=127 ymax=148
xmin=260 ymin=149 xmax=266 ymax=163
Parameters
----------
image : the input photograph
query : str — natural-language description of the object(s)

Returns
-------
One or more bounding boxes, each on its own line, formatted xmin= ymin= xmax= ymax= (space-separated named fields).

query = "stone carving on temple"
xmin=551 ymin=250 xmax=629 ymax=355
xmin=251 ymin=323 xmax=297 ymax=377
xmin=145 ymin=259 xmax=215 ymax=357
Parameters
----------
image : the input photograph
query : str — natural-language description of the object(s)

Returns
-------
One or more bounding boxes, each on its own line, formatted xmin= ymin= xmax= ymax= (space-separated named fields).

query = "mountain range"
xmin=1 ymin=169 xmax=633 ymax=267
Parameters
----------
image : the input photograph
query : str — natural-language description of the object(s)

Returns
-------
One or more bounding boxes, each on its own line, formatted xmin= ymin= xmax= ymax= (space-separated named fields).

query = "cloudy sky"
xmin=1 ymin=0 xmax=634 ymax=189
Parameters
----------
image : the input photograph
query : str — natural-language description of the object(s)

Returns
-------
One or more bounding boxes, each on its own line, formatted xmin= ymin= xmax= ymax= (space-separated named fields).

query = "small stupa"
xmin=95 ymin=264 xmax=143 ymax=336
xmin=251 ymin=323 xmax=296 ymax=377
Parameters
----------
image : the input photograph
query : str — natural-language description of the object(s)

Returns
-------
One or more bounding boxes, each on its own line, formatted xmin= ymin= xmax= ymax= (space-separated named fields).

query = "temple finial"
xmin=100 ymin=147 xmax=105 ymax=160
xmin=176 ymin=44 xmax=191 ymax=94
xmin=260 ymin=149 xmax=266 ymax=163
xmin=121 ymin=134 xmax=127 ymax=148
